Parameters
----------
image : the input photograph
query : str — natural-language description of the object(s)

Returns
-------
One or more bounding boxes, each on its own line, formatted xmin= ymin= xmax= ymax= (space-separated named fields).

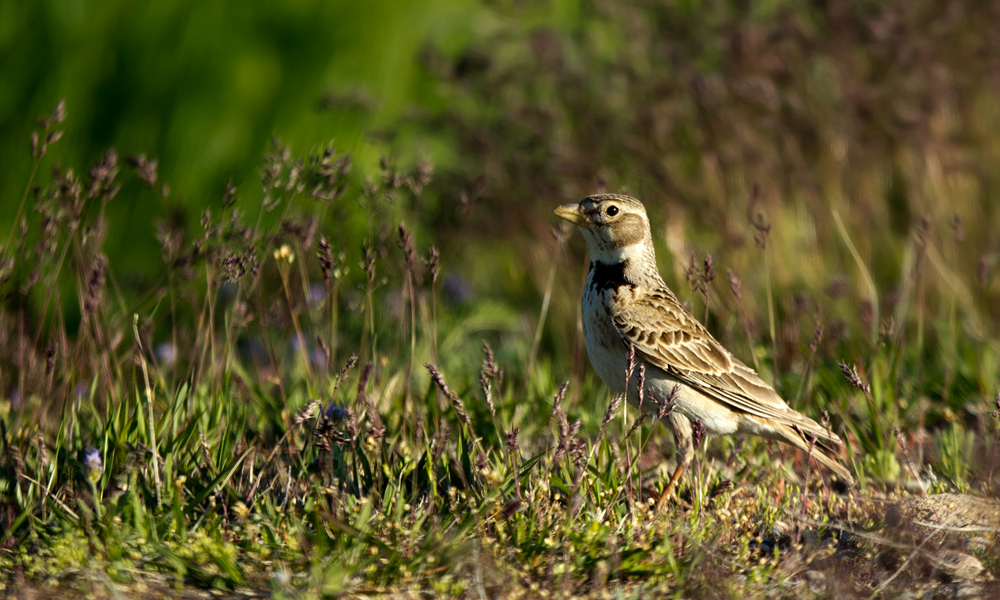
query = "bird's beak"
xmin=553 ymin=203 xmax=588 ymax=227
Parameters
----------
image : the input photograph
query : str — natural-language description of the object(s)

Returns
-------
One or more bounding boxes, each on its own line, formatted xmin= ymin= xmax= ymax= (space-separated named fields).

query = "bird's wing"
xmin=610 ymin=286 xmax=839 ymax=441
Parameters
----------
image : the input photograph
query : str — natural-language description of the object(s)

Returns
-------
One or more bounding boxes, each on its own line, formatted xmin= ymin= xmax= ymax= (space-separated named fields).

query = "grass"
xmin=3 ymin=1 xmax=1000 ymax=598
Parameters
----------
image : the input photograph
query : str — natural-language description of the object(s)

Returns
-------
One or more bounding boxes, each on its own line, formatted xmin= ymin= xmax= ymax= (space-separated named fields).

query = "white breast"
xmin=581 ymin=284 xmax=631 ymax=395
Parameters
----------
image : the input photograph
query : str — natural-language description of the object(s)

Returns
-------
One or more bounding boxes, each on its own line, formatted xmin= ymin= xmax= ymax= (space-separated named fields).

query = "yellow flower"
xmin=273 ymin=244 xmax=295 ymax=263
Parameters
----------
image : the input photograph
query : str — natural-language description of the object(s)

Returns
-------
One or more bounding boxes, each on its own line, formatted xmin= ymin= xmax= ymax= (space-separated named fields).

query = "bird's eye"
xmin=606 ymin=205 xmax=619 ymax=217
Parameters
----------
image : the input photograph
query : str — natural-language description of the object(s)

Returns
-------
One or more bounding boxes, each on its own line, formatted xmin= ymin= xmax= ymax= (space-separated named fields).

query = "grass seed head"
xmin=839 ymin=362 xmax=871 ymax=395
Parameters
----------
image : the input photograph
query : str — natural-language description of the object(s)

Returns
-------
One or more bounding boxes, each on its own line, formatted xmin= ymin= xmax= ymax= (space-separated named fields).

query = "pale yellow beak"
xmin=553 ymin=203 xmax=588 ymax=227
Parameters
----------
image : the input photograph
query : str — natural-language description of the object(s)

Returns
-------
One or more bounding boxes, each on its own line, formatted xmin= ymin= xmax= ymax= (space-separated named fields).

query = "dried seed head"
xmin=333 ymin=354 xmax=359 ymax=393
xmin=654 ymin=384 xmax=680 ymax=421
xmin=126 ymin=154 xmax=158 ymax=187
xmin=625 ymin=413 xmax=649 ymax=438
xmin=805 ymin=432 xmax=818 ymax=459
xmin=83 ymin=255 xmax=107 ymax=316
xmin=692 ymin=420 xmax=707 ymax=449
xmin=361 ymin=244 xmax=377 ymax=285
xmin=601 ymin=394 xmax=623 ymax=429
xmin=357 ymin=362 xmax=373 ymax=401
xmin=408 ymin=157 xmax=434 ymax=196
xmin=839 ymin=362 xmax=871 ymax=395
xmin=727 ymin=270 xmax=742 ymax=301
xmin=702 ymin=255 xmax=715 ymax=290
xmin=318 ymin=238 xmax=334 ymax=283
xmin=88 ymin=148 xmax=120 ymax=200
xmin=397 ymin=224 xmax=417 ymax=271
xmin=480 ymin=341 xmax=499 ymax=417
xmin=809 ymin=320 xmax=824 ymax=354
xmin=551 ymin=380 xmax=570 ymax=440
xmin=416 ymin=156 xmax=434 ymax=185
xmin=684 ymin=253 xmax=702 ymax=294
xmin=295 ymin=400 xmax=323 ymax=425
xmin=380 ymin=155 xmax=404 ymax=189
xmin=624 ymin=344 xmax=636 ymax=388
xmin=481 ymin=341 xmax=499 ymax=380
xmin=42 ymin=99 xmax=66 ymax=129
xmin=506 ymin=427 xmax=520 ymax=454
xmin=222 ymin=178 xmax=237 ymax=207
xmin=424 ymin=246 xmax=440 ymax=283
xmin=426 ymin=364 xmax=475 ymax=432
xmin=222 ymin=245 xmax=258 ymax=282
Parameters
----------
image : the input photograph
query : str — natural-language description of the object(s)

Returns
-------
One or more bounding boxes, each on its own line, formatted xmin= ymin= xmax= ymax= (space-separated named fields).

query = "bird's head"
xmin=554 ymin=194 xmax=654 ymax=265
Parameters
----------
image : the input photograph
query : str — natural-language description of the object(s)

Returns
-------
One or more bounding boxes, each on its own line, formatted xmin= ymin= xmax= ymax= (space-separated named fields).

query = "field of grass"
xmin=3 ymin=0 xmax=1000 ymax=598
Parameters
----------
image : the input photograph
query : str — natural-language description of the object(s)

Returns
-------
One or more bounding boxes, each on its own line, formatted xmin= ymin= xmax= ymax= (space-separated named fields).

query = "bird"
xmin=554 ymin=193 xmax=853 ymax=507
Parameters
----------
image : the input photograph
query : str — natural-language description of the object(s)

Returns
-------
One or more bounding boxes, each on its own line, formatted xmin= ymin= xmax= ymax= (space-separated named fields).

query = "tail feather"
xmin=779 ymin=424 xmax=854 ymax=485
xmin=806 ymin=442 xmax=854 ymax=485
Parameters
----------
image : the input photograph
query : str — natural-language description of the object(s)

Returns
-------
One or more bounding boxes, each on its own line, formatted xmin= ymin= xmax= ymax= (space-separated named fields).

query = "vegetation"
xmin=2 ymin=0 xmax=1000 ymax=597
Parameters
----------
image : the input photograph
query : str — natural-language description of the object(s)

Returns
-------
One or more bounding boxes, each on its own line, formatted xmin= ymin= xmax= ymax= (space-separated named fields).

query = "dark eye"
xmin=606 ymin=205 xmax=619 ymax=217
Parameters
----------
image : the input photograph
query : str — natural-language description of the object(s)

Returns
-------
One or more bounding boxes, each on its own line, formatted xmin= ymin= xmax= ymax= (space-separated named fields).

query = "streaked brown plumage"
xmin=555 ymin=194 xmax=853 ymax=506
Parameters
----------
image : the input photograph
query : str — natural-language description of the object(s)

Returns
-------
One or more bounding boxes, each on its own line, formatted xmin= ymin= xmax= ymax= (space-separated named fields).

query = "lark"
xmin=555 ymin=194 xmax=853 ymax=507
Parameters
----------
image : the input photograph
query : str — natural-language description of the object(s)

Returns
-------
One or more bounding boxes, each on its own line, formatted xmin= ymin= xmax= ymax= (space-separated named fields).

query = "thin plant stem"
xmin=133 ymin=314 xmax=162 ymax=507
xmin=280 ymin=261 xmax=315 ymax=383
xmin=764 ymin=250 xmax=777 ymax=387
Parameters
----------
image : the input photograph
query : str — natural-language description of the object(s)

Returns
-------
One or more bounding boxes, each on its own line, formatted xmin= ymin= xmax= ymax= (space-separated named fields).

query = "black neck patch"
xmin=589 ymin=261 xmax=630 ymax=290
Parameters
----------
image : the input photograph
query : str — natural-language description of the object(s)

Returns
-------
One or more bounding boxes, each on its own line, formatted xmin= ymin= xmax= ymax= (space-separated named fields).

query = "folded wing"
xmin=610 ymin=286 xmax=842 ymax=444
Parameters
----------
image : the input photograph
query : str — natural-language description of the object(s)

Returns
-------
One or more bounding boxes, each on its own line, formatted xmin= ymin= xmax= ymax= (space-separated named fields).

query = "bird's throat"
xmin=589 ymin=260 xmax=630 ymax=291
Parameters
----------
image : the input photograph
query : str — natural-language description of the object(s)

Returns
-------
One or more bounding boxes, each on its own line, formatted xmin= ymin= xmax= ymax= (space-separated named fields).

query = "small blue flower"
xmin=84 ymin=448 xmax=103 ymax=483
xmin=155 ymin=342 xmax=177 ymax=367
xmin=324 ymin=402 xmax=346 ymax=421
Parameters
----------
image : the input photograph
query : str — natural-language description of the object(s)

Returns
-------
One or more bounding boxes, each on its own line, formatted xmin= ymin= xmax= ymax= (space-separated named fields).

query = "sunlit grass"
xmin=4 ymin=0 xmax=1000 ymax=596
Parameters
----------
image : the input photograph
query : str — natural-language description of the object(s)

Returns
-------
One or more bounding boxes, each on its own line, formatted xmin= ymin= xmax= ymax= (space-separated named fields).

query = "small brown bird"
xmin=555 ymin=194 xmax=853 ymax=506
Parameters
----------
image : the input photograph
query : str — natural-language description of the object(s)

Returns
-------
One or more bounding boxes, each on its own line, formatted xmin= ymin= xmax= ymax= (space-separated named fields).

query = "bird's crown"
xmin=577 ymin=194 xmax=647 ymax=223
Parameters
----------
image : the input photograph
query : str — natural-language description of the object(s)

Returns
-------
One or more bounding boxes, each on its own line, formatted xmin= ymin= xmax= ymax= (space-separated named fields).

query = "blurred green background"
xmin=0 ymin=0 xmax=496 ymax=276
xmin=4 ymin=0 xmax=999 ymax=335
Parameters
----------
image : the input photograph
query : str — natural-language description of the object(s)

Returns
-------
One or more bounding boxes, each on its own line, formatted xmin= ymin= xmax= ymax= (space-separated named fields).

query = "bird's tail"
xmin=779 ymin=424 xmax=854 ymax=485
